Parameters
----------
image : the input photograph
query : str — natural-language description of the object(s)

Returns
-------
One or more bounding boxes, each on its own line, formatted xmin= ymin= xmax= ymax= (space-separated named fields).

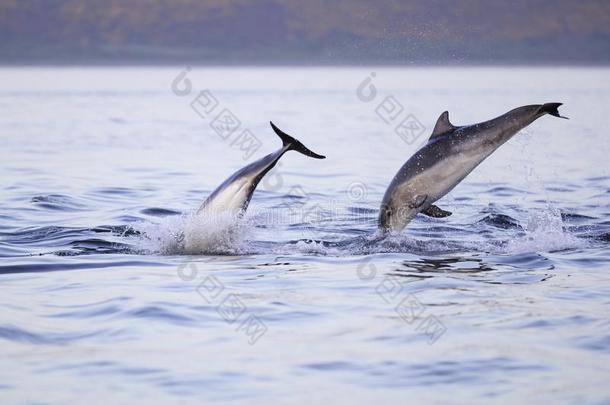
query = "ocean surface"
xmin=1 ymin=67 xmax=609 ymax=403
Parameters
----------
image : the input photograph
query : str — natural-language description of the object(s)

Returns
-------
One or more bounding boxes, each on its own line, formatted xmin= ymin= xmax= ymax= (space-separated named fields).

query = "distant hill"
xmin=1 ymin=0 xmax=609 ymax=64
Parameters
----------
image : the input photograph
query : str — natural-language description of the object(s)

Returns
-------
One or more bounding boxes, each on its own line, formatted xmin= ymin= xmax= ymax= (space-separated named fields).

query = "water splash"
xmin=504 ymin=207 xmax=585 ymax=254
xmin=134 ymin=212 xmax=251 ymax=255
xmin=131 ymin=204 xmax=586 ymax=257
xmin=133 ymin=215 xmax=188 ymax=255
xmin=182 ymin=212 xmax=250 ymax=255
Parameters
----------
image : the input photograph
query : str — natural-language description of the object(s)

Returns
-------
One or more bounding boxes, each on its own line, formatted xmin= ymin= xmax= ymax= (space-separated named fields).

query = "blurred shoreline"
xmin=2 ymin=61 xmax=610 ymax=67
xmin=2 ymin=1 xmax=608 ymax=67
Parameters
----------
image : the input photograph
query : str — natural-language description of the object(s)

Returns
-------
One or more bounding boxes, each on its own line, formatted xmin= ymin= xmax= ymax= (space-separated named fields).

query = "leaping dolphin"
xmin=378 ymin=103 xmax=568 ymax=234
xmin=196 ymin=121 xmax=325 ymax=219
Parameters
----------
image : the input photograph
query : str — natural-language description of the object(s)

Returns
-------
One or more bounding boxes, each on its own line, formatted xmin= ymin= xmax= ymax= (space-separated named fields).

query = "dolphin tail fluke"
xmin=270 ymin=121 xmax=326 ymax=159
xmin=539 ymin=103 xmax=568 ymax=119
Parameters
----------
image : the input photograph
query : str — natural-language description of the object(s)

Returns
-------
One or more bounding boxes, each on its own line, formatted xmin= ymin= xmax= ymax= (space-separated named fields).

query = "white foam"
xmin=292 ymin=239 xmax=340 ymax=255
xmin=183 ymin=212 xmax=250 ymax=255
xmin=134 ymin=211 xmax=250 ymax=255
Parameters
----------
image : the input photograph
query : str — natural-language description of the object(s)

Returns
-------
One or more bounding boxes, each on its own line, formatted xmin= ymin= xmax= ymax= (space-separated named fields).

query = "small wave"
xmin=0 ymin=225 xmax=138 ymax=257
xmin=598 ymin=233 xmax=610 ymax=242
xmin=477 ymin=213 xmax=523 ymax=230
xmin=92 ymin=187 xmax=136 ymax=196
xmin=561 ymin=212 xmax=598 ymax=224
xmin=486 ymin=186 xmax=533 ymax=196
xmin=6 ymin=226 xmax=87 ymax=245
xmin=0 ymin=324 xmax=119 ymax=345
xmin=0 ymin=260 xmax=168 ymax=274
xmin=140 ymin=207 xmax=182 ymax=217
xmin=125 ymin=305 xmax=195 ymax=325
xmin=68 ymin=238 xmax=133 ymax=255
xmin=30 ymin=194 xmax=88 ymax=211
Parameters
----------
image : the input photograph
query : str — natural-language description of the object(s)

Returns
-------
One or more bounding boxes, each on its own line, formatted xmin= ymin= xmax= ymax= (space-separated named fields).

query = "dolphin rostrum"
xmin=196 ymin=121 xmax=325 ymax=219
xmin=378 ymin=103 xmax=568 ymax=234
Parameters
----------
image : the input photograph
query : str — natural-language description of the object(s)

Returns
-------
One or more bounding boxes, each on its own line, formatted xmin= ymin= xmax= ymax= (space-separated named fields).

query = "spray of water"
xmin=134 ymin=211 xmax=251 ymax=255
xmin=132 ymin=200 xmax=584 ymax=257
xmin=504 ymin=206 xmax=584 ymax=254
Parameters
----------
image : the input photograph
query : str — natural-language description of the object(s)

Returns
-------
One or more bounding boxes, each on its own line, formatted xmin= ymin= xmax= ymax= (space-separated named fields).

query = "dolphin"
xmin=196 ymin=121 xmax=325 ymax=219
xmin=378 ymin=103 xmax=568 ymax=234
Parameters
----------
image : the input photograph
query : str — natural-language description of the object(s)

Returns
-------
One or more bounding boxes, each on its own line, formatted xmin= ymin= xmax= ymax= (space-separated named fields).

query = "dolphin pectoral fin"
xmin=421 ymin=204 xmax=452 ymax=218
xmin=269 ymin=121 xmax=326 ymax=159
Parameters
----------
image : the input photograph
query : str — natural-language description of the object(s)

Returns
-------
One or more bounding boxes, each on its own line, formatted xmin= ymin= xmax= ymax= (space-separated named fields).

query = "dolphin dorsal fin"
xmin=430 ymin=111 xmax=455 ymax=139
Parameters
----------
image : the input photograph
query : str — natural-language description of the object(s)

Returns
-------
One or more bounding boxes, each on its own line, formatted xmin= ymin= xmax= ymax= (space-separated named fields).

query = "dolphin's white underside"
xmin=387 ymin=147 xmax=490 ymax=231
xmin=198 ymin=178 xmax=252 ymax=217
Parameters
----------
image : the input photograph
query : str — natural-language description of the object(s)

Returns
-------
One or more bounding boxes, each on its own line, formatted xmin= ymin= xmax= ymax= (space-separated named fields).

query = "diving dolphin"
xmin=378 ymin=103 xmax=568 ymax=234
xmin=196 ymin=121 xmax=325 ymax=219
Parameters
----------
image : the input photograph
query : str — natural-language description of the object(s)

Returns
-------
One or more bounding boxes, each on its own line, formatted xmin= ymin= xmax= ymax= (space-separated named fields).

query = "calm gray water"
xmin=1 ymin=67 xmax=609 ymax=403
